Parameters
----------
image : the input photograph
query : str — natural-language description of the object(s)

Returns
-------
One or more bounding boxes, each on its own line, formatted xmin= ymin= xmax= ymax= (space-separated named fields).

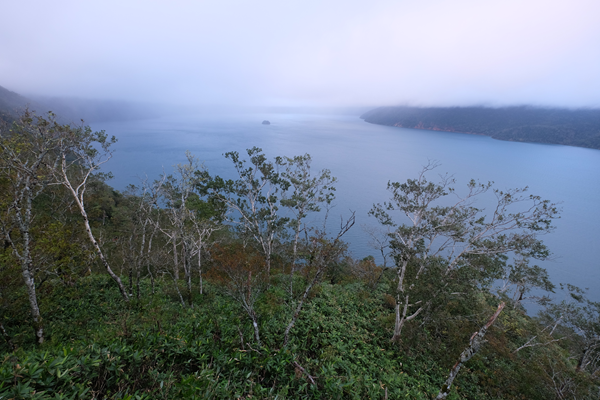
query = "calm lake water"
xmin=91 ymin=112 xmax=600 ymax=301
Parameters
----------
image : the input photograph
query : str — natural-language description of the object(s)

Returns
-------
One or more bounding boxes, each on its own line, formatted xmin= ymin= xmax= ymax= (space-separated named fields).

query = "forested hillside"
xmin=0 ymin=86 xmax=33 ymax=122
xmin=361 ymin=106 xmax=600 ymax=149
xmin=0 ymin=85 xmax=161 ymax=124
xmin=1 ymin=111 xmax=599 ymax=399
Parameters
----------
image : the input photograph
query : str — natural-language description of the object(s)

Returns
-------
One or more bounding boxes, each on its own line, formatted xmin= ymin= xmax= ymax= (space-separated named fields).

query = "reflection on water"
xmin=91 ymin=112 xmax=600 ymax=301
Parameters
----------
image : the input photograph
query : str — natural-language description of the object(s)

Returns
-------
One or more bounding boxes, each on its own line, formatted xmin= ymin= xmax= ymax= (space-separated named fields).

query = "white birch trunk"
xmin=60 ymin=156 xmax=129 ymax=302
xmin=436 ymin=302 xmax=505 ymax=399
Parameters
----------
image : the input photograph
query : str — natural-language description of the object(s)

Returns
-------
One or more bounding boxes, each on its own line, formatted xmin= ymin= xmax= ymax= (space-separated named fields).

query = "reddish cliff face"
xmin=393 ymin=121 xmax=482 ymax=136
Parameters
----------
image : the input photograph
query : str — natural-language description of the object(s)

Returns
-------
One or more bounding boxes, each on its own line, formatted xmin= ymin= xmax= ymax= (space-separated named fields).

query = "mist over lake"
xmin=92 ymin=112 xmax=600 ymax=301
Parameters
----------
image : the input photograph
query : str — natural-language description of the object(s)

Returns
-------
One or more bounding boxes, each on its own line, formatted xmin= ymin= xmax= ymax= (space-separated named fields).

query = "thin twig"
xmin=293 ymin=360 xmax=316 ymax=386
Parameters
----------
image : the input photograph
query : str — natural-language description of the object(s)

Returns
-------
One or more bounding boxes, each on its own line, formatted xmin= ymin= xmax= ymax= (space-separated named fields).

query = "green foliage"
xmin=369 ymin=165 xmax=560 ymax=350
xmin=2 ymin=275 xmax=596 ymax=399
xmin=1 ymin=113 xmax=597 ymax=398
xmin=0 ymin=277 xmax=427 ymax=399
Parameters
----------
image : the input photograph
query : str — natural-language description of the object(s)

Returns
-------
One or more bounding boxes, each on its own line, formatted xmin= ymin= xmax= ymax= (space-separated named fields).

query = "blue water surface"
xmin=91 ymin=112 xmax=600 ymax=302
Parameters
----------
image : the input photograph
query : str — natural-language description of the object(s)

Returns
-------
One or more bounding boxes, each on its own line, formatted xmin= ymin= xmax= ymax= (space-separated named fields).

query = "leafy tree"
xmin=0 ymin=110 xmax=67 ymax=343
xmin=369 ymin=163 xmax=559 ymax=341
xmin=160 ymin=151 xmax=224 ymax=304
xmin=282 ymin=211 xmax=354 ymax=347
xmin=54 ymin=119 xmax=129 ymax=301
xmin=199 ymin=147 xmax=289 ymax=278
xmin=277 ymin=154 xmax=336 ymax=295
xmin=544 ymin=285 xmax=600 ymax=375
xmin=209 ymin=243 xmax=267 ymax=346
xmin=436 ymin=302 xmax=506 ymax=399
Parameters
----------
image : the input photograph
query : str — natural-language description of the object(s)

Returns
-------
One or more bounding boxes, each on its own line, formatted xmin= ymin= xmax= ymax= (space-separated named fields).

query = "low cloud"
xmin=2 ymin=0 xmax=599 ymax=108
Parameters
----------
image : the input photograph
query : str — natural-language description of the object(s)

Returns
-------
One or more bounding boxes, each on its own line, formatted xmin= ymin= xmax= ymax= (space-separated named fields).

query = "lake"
xmin=91 ymin=112 xmax=600 ymax=301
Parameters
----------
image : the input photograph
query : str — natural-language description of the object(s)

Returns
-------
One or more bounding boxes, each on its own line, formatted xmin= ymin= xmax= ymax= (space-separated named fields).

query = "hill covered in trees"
xmin=361 ymin=106 xmax=600 ymax=150
xmin=0 ymin=85 xmax=35 ymax=122
xmin=0 ymin=84 xmax=162 ymax=123
xmin=1 ymin=110 xmax=599 ymax=399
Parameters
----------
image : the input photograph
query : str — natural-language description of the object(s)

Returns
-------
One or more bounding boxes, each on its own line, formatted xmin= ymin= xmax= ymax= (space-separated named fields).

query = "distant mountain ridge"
xmin=0 ymin=85 xmax=38 ymax=122
xmin=361 ymin=106 xmax=600 ymax=150
xmin=0 ymin=85 xmax=163 ymax=123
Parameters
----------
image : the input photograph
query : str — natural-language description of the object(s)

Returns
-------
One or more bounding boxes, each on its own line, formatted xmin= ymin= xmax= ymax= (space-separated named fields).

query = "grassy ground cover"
xmin=3 ymin=273 xmax=591 ymax=399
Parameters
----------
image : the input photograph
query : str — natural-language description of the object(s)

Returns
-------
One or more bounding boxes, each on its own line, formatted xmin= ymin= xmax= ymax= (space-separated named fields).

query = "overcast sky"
xmin=2 ymin=0 xmax=600 ymax=108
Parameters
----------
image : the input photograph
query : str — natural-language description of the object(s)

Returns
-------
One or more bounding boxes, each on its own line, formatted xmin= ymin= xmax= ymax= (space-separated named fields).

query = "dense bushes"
xmin=1 ymin=274 xmax=597 ymax=399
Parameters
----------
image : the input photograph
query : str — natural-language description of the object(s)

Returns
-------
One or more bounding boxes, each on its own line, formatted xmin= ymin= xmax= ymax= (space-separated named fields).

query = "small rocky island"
xmin=262 ymin=120 xmax=270 ymax=125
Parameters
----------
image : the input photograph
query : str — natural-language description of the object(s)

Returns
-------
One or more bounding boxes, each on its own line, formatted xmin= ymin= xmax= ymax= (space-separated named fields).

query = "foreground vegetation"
xmin=1 ymin=275 xmax=597 ymax=399
xmin=1 ymin=111 xmax=599 ymax=398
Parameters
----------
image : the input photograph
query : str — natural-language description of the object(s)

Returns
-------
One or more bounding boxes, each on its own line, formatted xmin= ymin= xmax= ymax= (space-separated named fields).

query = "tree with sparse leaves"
xmin=277 ymin=154 xmax=336 ymax=295
xmin=0 ymin=110 xmax=65 ymax=343
xmin=54 ymin=119 xmax=129 ymax=302
xmin=199 ymin=147 xmax=289 ymax=279
xmin=369 ymin=163 xmax=559 ymax=342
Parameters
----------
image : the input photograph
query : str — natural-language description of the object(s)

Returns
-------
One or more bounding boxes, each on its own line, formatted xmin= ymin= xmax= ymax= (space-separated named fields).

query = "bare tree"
xmin=187 ymin=207 xmax=222 ymax=295
xmin=160 ymin=151 xmax=224 ymax=304
xmin=362 ymin=224 xmax=392 ymax=287
xmin=118 ymin=174 xmax=165 ymax=299
xmin=512 ymin=314 xmax=564 ymax=354
xmin=160 ymin=152 xmax=201 ymax=305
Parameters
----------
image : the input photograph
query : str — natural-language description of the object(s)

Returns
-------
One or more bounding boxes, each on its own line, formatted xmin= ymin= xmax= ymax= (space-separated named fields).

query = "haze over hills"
xmin=0 ymin=85 xmax=367 ymax=124
xmin=0 ymin=85 xmax=165 ymax=123
xmin=0 ymin=85 xmax=38 ymax=122
xmin=5 ymin=83 xmax=600 ymax=151
xmin=361 ymin=106 xmax=600 ymax=150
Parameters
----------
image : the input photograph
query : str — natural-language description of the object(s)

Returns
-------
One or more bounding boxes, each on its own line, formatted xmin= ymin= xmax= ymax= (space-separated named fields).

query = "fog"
xmin=2 ymin=0 xmax=600 ymax=109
